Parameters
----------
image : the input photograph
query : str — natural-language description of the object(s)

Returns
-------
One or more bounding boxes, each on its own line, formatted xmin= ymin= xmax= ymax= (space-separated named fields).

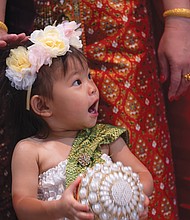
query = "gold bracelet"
xmin=0 ymin=21 xmax=8 ymax=32
xmin=163 ymin=8 xmax=190 ymax=18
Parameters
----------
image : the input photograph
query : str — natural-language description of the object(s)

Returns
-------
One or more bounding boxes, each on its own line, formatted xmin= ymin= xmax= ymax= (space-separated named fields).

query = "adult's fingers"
xmin=0 ymin=40 xmax=7 ymax=48
xmin=158 ymin=46 xmax=169 ymax=83
xmin=176 ymin=71 xmax=190 ymax=97
xmin=0 ymin=33 xmax=28 ymax=48
xmin=168 ymin=68 xmax=182 ymax=100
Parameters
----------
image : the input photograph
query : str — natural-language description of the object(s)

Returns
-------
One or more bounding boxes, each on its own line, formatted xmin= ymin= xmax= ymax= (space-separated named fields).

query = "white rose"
xmin=30 ymin=25 xmax=70 ymax=57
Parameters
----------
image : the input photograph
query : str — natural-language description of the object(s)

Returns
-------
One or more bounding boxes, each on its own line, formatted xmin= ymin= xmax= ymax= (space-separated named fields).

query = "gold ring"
xmin=184 ymin=73 xmax=190 ymax=81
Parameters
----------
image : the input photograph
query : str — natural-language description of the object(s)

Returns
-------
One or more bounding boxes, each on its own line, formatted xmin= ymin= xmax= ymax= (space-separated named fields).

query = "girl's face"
xmin=48 ymin=56 xmax=99 ymax=132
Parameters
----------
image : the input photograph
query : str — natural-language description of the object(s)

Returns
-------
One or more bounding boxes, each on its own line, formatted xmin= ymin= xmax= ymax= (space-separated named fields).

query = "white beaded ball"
xmin=77 ymin=160 xmax=145 ymax=220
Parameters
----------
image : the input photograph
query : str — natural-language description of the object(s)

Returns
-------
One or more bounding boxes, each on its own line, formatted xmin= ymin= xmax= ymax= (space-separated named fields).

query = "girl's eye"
xmin=72 ymin=79 xmax=82 ymax=86
xmin=88 ymin=73 xmax=92 ymax=79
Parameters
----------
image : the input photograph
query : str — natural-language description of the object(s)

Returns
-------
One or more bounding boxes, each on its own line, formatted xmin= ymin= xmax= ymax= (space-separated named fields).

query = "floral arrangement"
xmin=5 ymin=21 xmax=82 ymax=90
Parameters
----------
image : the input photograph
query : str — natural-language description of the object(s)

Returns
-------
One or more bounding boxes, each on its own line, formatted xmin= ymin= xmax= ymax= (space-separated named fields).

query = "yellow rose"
xmin=30 ymin=26 xmax=70 ymax=57
xmin=6 ymin=47 xmax=31 ymax=73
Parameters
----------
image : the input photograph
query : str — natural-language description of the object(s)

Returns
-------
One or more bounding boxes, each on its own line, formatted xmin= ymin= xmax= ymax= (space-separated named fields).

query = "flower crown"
xmin=5 ymin=21 xmax=83 ymax=91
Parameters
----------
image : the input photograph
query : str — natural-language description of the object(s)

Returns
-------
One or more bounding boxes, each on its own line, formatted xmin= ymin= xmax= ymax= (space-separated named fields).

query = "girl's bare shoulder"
xmin=13 ymin=137 xmax=44 ymax=158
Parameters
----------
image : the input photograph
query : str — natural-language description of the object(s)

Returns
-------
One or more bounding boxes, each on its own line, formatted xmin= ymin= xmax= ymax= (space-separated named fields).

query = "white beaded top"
xmin=38 ymin=159 xmax=68 ymax=201
xmin=37 ymin=154 xmax=111 ymax=201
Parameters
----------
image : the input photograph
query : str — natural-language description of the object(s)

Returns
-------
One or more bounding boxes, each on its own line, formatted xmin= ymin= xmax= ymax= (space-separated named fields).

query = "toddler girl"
xmin=0 ymin=21 xmax=153 ymax=220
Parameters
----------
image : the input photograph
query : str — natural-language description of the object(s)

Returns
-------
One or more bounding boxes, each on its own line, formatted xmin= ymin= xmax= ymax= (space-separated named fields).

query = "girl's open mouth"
xmin=88 ymin=100 xmax=98 ymax=114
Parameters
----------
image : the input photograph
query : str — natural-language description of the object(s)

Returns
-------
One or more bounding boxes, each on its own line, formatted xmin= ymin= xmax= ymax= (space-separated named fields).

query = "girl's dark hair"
xmin=0 ymin=45 xmax=87 ymax=146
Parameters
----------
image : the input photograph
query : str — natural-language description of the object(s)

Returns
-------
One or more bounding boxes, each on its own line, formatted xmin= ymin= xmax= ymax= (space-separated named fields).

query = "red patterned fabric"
xmin=34 ymin=0 xmax=178 ymax=219
xmin=150 ymin=3 xmax=190 ymax=218
xmin=166 ymin=88 xmax=190 ymax=220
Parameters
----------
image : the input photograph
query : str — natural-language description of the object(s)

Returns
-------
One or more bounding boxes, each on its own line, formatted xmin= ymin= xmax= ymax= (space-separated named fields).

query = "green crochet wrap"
xmin=66 ymin=124 xmax=128 ymax=187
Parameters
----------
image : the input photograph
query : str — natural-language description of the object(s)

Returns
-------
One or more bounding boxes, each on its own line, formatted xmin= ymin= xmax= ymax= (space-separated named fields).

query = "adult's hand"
xmin=158 ymin=17 xmax=190 ymax=101
xmin=0 ymin=29 xmax=28 ymax=48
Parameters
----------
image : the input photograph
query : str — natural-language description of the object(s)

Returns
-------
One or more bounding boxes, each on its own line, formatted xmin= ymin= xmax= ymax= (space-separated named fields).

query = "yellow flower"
xmin=30 ymin=25 xmax=70 ymax=57
xmin=6 ymin=47 xmax=31 ymax=73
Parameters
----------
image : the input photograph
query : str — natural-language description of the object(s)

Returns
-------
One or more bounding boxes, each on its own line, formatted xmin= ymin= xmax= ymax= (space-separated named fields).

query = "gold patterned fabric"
xmin=66 ymin=123 xmax=127 ymax=187
xmin=34 ymin=1 xmax=178 ymax=219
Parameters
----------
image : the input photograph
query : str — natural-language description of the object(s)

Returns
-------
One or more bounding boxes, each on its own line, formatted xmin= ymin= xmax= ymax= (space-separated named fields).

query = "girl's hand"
xmin=158 ymin=17 xmax=190 ymax=100
xmin=0 ymin=29 xmax=28 ymax=48
xmin=139 ymin=194 xmax=149 ymax=220
xmin=59 ymin=176 xmax=94 ymax=220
